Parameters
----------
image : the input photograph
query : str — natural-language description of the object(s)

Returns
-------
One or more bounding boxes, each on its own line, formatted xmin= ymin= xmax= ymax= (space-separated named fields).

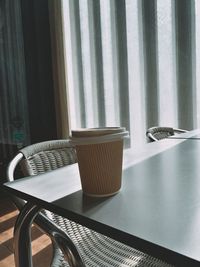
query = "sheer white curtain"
xmin=62 ymin=0 xmax=197 ymax=148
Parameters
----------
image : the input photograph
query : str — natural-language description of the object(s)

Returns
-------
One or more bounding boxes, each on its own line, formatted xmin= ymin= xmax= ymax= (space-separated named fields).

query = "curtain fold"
xmin=0 ymin=0 xmax=30 ymax=154
xmin=0 ymin=0 xmax=30 ymax=182
xmin=175 ymin=0 xmax=196 ymax=129
xmin=115 ymin=0 xmax=130 ymax=134
xmin=141 ymin=0 xmax=159 ymax=129
xmin=91 ymin=0 xmax=105 ymax=126
xmin=49 ymin=0 xmax=70 ymax=138
xmin=62 ymin=0 xmax=198 ymax=147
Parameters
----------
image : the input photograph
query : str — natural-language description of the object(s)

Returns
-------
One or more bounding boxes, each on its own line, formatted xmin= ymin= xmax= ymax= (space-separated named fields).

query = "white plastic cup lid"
xmin=69 ymin=127 xmax=129 ymax=145
xmin=71 ymin=127 xmax=126 ymax=137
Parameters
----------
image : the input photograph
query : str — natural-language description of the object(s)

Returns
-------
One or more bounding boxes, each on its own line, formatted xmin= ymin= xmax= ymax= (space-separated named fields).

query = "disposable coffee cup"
xmin=69 ymin=127 xmax=129 ymax=197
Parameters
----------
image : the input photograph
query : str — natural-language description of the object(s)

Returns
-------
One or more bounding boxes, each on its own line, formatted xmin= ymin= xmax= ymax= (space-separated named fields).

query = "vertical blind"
xmin=62 ymin=0 xmax=198 ymax=148
xmin=0 ymin=1 xmax=30 ymax=160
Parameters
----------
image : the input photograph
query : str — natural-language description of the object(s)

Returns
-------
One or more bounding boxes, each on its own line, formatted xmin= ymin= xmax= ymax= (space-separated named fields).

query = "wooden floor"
xmin=0 ymin=196 xmax=53 ymax=267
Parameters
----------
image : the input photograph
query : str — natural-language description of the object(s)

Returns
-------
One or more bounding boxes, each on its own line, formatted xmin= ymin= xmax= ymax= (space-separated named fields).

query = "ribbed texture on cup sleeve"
xmin=76 ymin=140 xmax=123 ymax=197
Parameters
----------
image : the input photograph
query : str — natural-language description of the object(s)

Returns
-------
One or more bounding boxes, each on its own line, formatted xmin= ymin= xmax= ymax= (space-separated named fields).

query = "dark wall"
xmin=21 ymin=0 xmax=57 ymax=143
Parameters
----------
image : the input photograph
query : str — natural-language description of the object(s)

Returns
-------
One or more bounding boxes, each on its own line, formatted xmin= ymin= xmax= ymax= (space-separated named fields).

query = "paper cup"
xmin=69 ymin=127 xmax=129 ymax=197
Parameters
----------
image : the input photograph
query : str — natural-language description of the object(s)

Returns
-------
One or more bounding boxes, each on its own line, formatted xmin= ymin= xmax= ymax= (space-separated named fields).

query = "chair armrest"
xmin=34 ymin=212 xmax=85 ymax=267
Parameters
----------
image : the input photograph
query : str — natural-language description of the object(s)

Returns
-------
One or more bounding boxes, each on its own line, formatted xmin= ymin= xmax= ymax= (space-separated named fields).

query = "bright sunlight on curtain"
xmin=62 ymin=0 xmax=198 ymax=148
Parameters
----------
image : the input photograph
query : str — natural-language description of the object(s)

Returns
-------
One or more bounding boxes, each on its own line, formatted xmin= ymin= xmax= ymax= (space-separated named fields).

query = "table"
xmin=168 ymin=128 xmax=200 ymax=139
xmin=3 ymin=137 xmax=200 ymax=266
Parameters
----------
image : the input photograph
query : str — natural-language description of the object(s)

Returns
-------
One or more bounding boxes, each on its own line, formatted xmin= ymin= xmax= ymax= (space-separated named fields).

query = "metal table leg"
xmin=13 ymin=202 xmax=41 ymax=267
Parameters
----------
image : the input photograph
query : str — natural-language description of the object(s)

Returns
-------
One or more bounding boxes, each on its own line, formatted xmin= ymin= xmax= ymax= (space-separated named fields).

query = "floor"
xmin=0 ymin=195 xmax=53 ymax=267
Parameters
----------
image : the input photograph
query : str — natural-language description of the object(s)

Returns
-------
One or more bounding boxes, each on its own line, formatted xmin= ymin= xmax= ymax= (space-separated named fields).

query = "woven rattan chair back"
xmin=19 ymin=140 xmax=77 ymax=176
xmin=146 ymin=126 xmax=187 ymax=142
xmin=7 ymin=139 xmax=173 ymax=267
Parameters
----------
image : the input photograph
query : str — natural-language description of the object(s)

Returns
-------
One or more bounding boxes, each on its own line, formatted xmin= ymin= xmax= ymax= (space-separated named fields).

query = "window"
xmin=61 ymin=0 xmax=197 ymax=148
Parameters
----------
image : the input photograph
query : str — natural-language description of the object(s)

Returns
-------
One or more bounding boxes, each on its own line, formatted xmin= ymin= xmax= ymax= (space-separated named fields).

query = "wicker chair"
xmin=7 ymin=139 xmax=173 ymax=267
xmin=146 ymin=126 xmax=188 ymax=142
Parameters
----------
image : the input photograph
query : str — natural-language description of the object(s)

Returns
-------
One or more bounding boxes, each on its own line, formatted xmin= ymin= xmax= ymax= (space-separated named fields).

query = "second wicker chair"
xmin=146 ymin=126 xmax=187 ymax=142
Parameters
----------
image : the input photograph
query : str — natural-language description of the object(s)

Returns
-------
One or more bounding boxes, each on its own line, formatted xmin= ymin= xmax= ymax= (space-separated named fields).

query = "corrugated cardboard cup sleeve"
xmin=76 ymin=140 xmax=123 ymax=197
